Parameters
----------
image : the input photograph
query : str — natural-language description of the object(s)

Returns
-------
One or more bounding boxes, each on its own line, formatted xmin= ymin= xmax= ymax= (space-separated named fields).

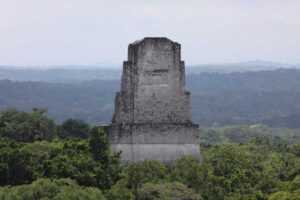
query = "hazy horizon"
xmin=1 ymin=0 xmax=300 ymax=67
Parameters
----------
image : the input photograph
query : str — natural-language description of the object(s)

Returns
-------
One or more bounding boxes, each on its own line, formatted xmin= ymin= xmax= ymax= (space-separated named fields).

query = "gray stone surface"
xmin=109 ymin=37 xmax=200 ymax=162
xmin=111 ymin=144 xmax=200 ymax=163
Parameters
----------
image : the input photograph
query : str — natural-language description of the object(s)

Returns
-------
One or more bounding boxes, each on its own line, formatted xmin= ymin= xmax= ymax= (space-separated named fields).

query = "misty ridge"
xmin=1 ymin=60 xmax=299 ymax=83
xmin=1 ymin=61 xmax=300 ymax=128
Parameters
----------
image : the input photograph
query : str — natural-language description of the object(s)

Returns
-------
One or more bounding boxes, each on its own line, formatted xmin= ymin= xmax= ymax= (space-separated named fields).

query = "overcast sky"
xmin=0 ymin=0 xmax=299 ymax=66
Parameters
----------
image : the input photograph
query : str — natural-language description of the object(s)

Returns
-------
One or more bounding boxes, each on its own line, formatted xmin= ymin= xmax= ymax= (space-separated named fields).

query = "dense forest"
xmin=1 ymin=68 xmax=300 ymax=127
xmin=0 ymin=109 xmax=299 ymax=199
xmin=1 ymin=67 xmax=300 ymax=199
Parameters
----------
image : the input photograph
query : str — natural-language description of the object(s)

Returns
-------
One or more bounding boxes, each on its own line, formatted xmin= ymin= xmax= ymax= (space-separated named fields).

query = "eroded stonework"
xmin=109 ymin=37 xmax=200 ymax=163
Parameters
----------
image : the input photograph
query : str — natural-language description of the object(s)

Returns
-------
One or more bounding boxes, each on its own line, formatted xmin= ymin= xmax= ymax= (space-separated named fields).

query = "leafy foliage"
xmin=200 ymin=124 xmax=300 ymax=146
xmin=123 ymin=160 xmax=168 ymax=196
xmin=0 ymin=109 xmax=299 ymax=200
xmin=89 ymin=127 xmax=122 ymax=190
xmin=0 ymin=178 xmax=106 ymax=200
xmin=138 ymin=182 xmax=202 ymax=200
xmin=59 ymin=118 xmax=90 ymax=138
xmin=0 ymin=139 xmax=34 ymax=185
xmin=0 ymin=108 xmax=56 ymax=142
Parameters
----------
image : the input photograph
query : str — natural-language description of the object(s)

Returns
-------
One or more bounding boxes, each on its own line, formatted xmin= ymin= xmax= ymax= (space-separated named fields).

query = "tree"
xmin=289 ymin=175 xmax=300 ymax=192
xmin=171 ymin=156 xmax=203 ymax=189
xmin=43 ymin=140 xmax=99 ymax=187
xmin=268 ymin=191 xmax=300 ymax=200
xmin=89 ymin=127 xmax=121 ymax=190
xmin=0 ymin=178 xmax=106 ymax=200
xmin=106 ymin=180 xmax=134 ymax=200
xmin=138 ymin=182 xmax=202 ymax=200
xmin=124 ymin=160 xmax=168 ymax=197
xmin=59 ymin=119 xmax=90 ymax=139
xmin=0 ymin=108 xmax=56 ymax=142
xmin=89 ymin=127 xmax=110 ymax=163
xmin=0 ymin=139 xmax=34 ymax=186
xmin=197 ymin=144 xmax=267 ymax=200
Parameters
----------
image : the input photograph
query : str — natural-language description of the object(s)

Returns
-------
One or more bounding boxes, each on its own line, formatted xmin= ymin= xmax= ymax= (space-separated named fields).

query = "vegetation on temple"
xmin=0 ymin=109 xmax=299 ymax=199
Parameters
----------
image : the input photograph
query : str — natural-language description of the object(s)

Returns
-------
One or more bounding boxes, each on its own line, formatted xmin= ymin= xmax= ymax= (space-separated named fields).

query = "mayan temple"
xmin=109 ymin=37 xmax=200 ymax=163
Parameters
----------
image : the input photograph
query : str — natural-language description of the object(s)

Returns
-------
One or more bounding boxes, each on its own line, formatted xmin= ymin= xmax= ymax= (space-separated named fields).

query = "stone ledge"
xmin=112 ymin=143 xmax=201 ymax=163
xmin=108 ymin=123 xmax=200 ymax=144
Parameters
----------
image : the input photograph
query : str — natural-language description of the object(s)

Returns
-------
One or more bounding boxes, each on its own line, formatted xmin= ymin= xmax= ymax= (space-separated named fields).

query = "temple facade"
xmin=109 ymin=37 xmax=200 ymax=162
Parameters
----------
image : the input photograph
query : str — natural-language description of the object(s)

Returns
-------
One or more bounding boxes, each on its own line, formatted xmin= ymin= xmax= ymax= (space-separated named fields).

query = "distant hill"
xmin=0 ymin=79 xmax=118 ymax=123
xmin=1 ymin=68 xmax=300 ymax=128
xmin=0 ymin=67 xmax=121 ymax=82
xmin=188 ymin=68 xmax=300 ymax=127
xmin=1 ymin=61 xmax=299 ymax=82
xmin=187 ymin=60 xmax=299 ymax=74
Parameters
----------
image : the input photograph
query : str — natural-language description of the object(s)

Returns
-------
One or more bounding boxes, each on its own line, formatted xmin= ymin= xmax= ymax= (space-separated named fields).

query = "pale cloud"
xmin=0 ymin=0 xmax=299 ymax=66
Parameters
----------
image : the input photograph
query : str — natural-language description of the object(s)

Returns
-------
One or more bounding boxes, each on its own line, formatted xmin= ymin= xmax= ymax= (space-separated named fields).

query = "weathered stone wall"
xmin=108 ymin=123 xmax=200 ymax=162
xmin=112 ymin=38 xmax=191 ymax=124
xmin=110 ymin=37 xmax=200 ymax=163
xmin=111 ymin=144 xmax=200 ymax=163
xmin=109 ymin=123 xmax=199 ymax=144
